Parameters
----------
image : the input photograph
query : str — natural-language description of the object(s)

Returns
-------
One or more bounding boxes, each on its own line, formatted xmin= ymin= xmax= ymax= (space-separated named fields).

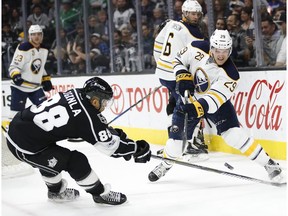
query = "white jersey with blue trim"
xmin=9 ymin=42 xmax=49 ymax=92
xmin=173 ymin=41 xmax=240 ymax=114
xmin=154 ymin=20 xmax=204 ymax=81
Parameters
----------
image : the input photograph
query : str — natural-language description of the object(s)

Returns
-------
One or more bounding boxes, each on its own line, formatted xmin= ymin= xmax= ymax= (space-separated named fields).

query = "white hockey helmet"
xmin=210 ymin=29 xmax=232 ymax=53
xmin=28 ymin=25 xmax=43 ymax=35
xmin=182 ymin=0 xmax=202 ymax=13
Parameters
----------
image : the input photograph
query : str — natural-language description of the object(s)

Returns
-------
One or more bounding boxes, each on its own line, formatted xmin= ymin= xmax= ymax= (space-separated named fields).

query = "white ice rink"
xmin=2 ymin=141 xmax=287 ymax=216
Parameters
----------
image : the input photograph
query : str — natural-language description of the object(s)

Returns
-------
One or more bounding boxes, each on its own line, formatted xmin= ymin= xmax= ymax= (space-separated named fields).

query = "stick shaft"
xmin=151 ymin=154 xmax=286 ymax=187
xmin=108 ymin=85 xmax=162 ymax=125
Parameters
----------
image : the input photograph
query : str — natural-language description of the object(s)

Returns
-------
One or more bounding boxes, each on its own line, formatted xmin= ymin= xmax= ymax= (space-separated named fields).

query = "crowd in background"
xmin=2 ymin=0 xmax=287 ymax=78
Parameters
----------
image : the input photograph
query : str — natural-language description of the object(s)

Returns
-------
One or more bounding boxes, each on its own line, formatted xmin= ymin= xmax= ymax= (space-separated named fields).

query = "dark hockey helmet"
xmin=83 ymin=77 xmax=113 ymax=107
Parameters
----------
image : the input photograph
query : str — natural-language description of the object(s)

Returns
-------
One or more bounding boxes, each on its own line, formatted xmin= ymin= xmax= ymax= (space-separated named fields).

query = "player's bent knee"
xmin=222 ymin=127 xmax=251 ymax=150
xmin=164 ymin=139 xmax=183 ymax=158
xmin=67 ymin=150 xmax=92 ymax=180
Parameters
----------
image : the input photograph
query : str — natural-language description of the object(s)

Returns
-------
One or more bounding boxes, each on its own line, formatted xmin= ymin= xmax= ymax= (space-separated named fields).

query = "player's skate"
xmin=148 ymin=161 xmax=173 ymax=182
xmin=93 ymin=184 xmax=127 ymax=205
xmin=48 ymin=179 xmax=80 ymax=201
xmin=264 ymin=159 xmax=283 ymax=182
xmin=182 ymin=133 xmax=209 ymax=163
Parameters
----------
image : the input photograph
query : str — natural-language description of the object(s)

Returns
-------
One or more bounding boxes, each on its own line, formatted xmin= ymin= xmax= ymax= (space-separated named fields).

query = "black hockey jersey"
xmin=7 ymin=88 xmax=112 ymax=154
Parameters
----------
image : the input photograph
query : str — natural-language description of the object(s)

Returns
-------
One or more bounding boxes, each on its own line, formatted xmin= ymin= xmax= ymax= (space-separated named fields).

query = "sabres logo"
xmin=194 ymin=67 xmax=210 ymax=94
xmin=30 ymin=58 xmax=42 ymax=74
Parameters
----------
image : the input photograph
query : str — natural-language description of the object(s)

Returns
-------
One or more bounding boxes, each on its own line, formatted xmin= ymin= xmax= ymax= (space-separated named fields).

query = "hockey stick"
xmin=151 ymin=154 xmax=286 ymax=187
xmin=67 ymin=85 xmax=163 ymax=142
xmin=108 ymin=85 xmax=163 ymax=125
xmin=182 ymin=90 xmax=189 ymax=152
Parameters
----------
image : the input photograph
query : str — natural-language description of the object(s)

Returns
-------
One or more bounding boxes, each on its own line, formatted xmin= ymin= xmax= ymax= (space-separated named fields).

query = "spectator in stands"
xmin=240 ymin=6 xmax=254 ymax=31
xmin=66 ymin=41 xmax=86 ymax=74
xmin=141 ymin=0 xmax=156 ymax=24
xmin=90 ymin=33 xmax=110 ymax=58
xmin=173 ymin=0 xmax=183 ymax=21
xmin=88 ymin=15 xmax=98 ymax=34
xmin=9 ymin=8 xmax=24 ymax=36
xmin=120 ymin=24 xmax=135 ymax=47
xmin=2 ymin=3 xmax=10 ymax=25
xmin=48 ymin=0 xmax=55 ymax=25
xmin=152 ymin=6 xmax=166 ymax=31
xmin=273 ymin=7 xmax=286 ymax=21
xmin=48 ymin=29 xmax=70 ymax=74
xmin=29 ymin=0 xmax=48 ymax=14
xmin=113 ymin=30 xmax=127 ymax=73
xmin=94 ymin=10 xmax=109 ymax=43
xmin=73 ymin=23 xmax=85 ymax=49
xmin=274 ymin=11 xmax=286 ymax=66
xmin=60 ymin=0 xmax=81 ymax=34
xmin=227 ymin=14 xmax=250 ymax=67
xmin=89 ymin=0 xmax=107 ymax=15
xmin=261 ymin=12 xmax=281 ymax=66
xmin=27 ymin=4 xmax=50 ymax=30
xmin=267 ymin=0 xmax=285 ymax=13
xmin=244 ymin=0 xmax=253 ymax=8
xmin=215 ymin=17 xmax=227 ymax=30
xmin=129 ymin=13 xmax=138 ymax=43
xmin=214 ymin=0 xmax=227 ymax=20
xmin=2 ymin=23 xmax=19 ymax=78
xmin=113 ymin=0 xmax=135 ymax=31
xmin=142 ymin=22 xmax=154 ymax=69
xmin=90 ymin=48 xmax=110 ymax=73
xmin=230 ymin=0 xmax=245 ymax=15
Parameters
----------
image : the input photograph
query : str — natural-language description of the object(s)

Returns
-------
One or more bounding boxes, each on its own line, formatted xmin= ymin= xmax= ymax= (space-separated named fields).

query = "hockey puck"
xmin=224 ymin=162 xmax=234 ymax=170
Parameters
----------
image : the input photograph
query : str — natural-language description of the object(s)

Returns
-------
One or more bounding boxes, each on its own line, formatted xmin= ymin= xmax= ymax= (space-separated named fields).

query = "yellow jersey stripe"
xmin=157 ymin=60 xmax=173 ymax=70
xmin=207 ymin=91 xmax=224 ymax=106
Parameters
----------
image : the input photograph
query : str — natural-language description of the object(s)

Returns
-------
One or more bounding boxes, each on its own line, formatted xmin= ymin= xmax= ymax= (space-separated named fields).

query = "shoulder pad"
xmin=221 ymin=58 xmax=240 ymax=80
xmin=191 ymin=41 xmax=209 ymax=54
xmin=171 ymin=21 xmax=183 ymax=31
xmin=18 ymin=42 xmax=34 ymax=51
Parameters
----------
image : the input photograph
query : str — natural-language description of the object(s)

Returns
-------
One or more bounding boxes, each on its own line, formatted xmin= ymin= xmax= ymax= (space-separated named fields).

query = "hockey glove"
xmin=175 ymin=70 xmax=194 ymax=97
xmin=109 ymin=127 xmax=132 ymax=161
xmin=133 ymin=140 xmax=151 ymax=163
xmin=179 ymin=99 xmax=207 ymax=118
xmin=11 ymin=72 xmax=24 ymax=86
xmin=42 ymin=75 xmax=53 ymax=91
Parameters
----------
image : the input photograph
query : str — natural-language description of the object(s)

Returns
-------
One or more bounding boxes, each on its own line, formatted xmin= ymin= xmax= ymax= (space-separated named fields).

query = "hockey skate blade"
xmin=181 ymin=153 xmax=209 ymax=163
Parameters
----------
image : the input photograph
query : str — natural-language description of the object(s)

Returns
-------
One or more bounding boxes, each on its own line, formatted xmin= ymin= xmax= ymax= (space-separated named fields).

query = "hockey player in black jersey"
xmin=6 ymin=77 xmax=151 ymax=205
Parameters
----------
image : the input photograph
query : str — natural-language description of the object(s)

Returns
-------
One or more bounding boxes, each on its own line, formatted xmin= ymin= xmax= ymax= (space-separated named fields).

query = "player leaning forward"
xmin=9 ymin=24 xmax=53 ymax=119
xmin=149 ymin=29 xmax=283 ymax=182
xmin=6 ymin=77 xmax=151 ymax=205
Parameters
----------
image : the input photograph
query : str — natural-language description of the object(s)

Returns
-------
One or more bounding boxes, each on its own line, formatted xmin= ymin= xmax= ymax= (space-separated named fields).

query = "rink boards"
xmin=1 ymin=70 xmax=286 ymax=160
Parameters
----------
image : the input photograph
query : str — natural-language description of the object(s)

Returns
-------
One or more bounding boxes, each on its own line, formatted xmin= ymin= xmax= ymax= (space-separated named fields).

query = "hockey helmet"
xmin=210 ymin=29 xmax=232 ymax=51
xmin=182 ymin=0 xmax=202 ymax=13
xmin=28 ymin=25 xmax=43 ymax=35
xmin=83 ymin=77 xmax=113 ymax=109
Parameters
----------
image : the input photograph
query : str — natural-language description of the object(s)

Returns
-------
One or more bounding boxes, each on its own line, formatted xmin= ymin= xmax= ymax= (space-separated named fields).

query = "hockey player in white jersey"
xmin=9 ymin=24 xmax=53 ymax=119
xmin=153 ymin=0 xmax=208 ymax=157
xmin=149 ymin=29 xmax=283 ymax=183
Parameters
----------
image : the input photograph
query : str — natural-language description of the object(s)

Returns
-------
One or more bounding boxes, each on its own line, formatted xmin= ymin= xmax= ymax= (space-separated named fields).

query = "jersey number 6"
xmin=163 ymin=32 xmax=174 ymax=56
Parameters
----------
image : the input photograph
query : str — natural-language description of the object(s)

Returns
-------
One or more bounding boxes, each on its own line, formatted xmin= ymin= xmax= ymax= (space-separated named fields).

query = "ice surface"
xmin=2 ymin=141 xmax=287 ymax=216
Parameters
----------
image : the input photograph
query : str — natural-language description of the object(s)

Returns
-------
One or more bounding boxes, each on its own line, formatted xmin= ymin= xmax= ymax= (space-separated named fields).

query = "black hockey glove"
xmin=11 ymin=73 xmax=24 ymax=86
xmin=133 ymin=140 xmax=151 ymax=163
xmin=41 ymin=75 xmax=53 ymax=91
xmin=109 ymin=127 xmax=132 ymax=161
xmin=175 ymin=70 xmax=194 ymax=97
